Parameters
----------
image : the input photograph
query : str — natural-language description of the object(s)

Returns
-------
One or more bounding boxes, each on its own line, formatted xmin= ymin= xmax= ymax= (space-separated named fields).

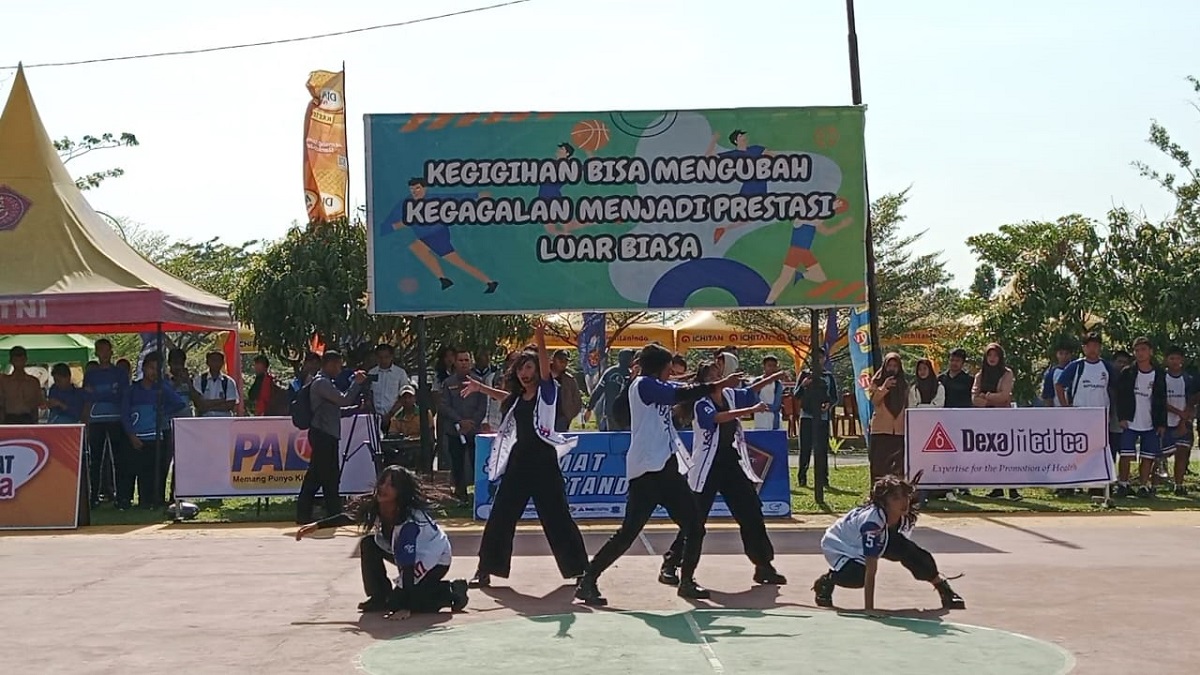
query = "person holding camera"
xmin=297 ymin=350 xmax=366 ymax=523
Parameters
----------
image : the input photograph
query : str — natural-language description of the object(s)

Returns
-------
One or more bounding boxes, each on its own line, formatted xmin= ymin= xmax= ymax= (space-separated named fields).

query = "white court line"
xmin=684 ymin=612 xmax=725 ymax=673
xmin=638 ymin=532 xmax=656 ymax=555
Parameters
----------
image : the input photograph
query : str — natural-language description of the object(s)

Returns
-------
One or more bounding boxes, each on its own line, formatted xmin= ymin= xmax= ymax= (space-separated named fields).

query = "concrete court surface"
xmin=2 ymin=513 xmax=1199 ymax=674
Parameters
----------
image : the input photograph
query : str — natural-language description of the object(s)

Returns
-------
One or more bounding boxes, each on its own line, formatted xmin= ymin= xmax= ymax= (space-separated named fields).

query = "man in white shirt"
xmin=752 ymin=354 xmax=785 ymax=430
xmin=193 ymin=352 xmax=240 ymax=417
xmin=368 ymin=343 xmax=411 ymax=432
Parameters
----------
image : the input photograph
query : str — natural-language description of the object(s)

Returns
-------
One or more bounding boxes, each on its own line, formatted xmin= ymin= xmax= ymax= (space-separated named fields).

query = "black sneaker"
xmin=658 ymin=564 xmax=680 ymax=586
xmin=357 ymin=595 xmax=388 ymax=613
xmin=1175 ymin=486 xmax=1189 ymax=497
xmin=935 ymin=580 xmax=966 ymax=610
xmin=1136 ymin=486 xmax=1152 ymax=498
xmin=677 ymin=579 xmax=711 ymax=600
xmin=468 ymin=571 xmax=491 ymax=588
xmin=450 ymin=579 xmax=469 ymax=612
xmin=753 ymin=565 xmax=788 ymax=585
xmin=986 ymin=489 xmax=1005 ymax=499
xmin=798 ymin=475 xmax=808 ymax=487
xmin=1114 ymin=483 xmax=1133 ymax=498
xmin=1008 ymin=490 xmax=1023 ymax=501
xmin=574 ymin=574 xmax=607 ymax=606
xmin=812 ymin=573 xmax=835 ymax=608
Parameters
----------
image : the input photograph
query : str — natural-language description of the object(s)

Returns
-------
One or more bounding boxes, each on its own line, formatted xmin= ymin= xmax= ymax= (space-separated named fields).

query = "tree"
xmin=541 ymin=311 xmax=658 ymax=356
xmin=54 ymin=132 xmax=139 ymax=191
xmin=157 ymin=237 xmax=261 ymax=301
xmin=969 ymin=263 xmax=997 ymax=300
xmin=1133 ymin=75 xmax=1199 ymax=233
xmin=235 ymin=219 xmax=531 ymax=366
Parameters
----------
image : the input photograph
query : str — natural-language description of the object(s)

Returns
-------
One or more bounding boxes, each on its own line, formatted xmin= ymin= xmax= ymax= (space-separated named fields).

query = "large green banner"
xmin=366 ymin=107 xmax=865 ymax=314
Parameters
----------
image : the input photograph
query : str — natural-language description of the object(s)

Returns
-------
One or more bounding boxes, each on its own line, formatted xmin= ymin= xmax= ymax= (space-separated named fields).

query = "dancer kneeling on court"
xmin=660 ymin=361 xmax=788 ymax=587
xmin=460 ymin=322 xmax=589 ymax=588
xmin=812 ymin=476 xmax=965 ymax=614
xmin=296 ymin=466 xmax=468 ymax=619
xmin=575 ymin=344 xmax=745 ymax=606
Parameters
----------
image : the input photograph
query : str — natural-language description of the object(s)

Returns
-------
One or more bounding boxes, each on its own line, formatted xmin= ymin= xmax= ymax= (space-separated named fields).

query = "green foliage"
xmin=54 ymin=132 xmax=139 ymax=191
xmin=1133 ymin=75 xmax=1200 ymax=233
xmin=235 ymin=219 xmax=532 ymax=366
xmin=157 ymin=237 xmax=261 ymax=301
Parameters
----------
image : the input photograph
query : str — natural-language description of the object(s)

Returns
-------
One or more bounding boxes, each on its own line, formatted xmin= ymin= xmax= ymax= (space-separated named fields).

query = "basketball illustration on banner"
xmin=570 ymin=119 xmax=610 ymax=153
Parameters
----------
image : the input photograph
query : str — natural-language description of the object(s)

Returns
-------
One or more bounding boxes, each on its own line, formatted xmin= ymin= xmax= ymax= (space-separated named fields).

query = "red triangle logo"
xmin=922 ymin=422 xmax=956 ymax=452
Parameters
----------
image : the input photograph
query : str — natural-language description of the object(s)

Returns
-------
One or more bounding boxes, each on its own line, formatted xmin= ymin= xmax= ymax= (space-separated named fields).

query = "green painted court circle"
xmin=358 ymin=609 xmax=1074 ymax=674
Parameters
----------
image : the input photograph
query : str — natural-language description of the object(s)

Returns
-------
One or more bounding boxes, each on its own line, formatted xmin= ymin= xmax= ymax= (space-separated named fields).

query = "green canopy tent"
xmin=0 ymin=333 xmax=94 ymax=369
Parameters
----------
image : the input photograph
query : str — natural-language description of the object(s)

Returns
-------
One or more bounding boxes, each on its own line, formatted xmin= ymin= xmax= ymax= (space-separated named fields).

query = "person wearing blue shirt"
xmin=83 ymin=338 xmax=130 ymax=506
xmin=46 ymin=363 xmax=85 ymax=424
xmin=1040 ymin=343 xmax=1075 ymax=407
xmin=380 ymin=178 xmax=498 ymax=293
xmin=122 ymin=352 xmax=186 ymax=509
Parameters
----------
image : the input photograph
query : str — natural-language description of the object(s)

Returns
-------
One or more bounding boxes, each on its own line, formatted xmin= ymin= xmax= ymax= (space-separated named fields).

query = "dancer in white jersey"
xmin=297 ymin=466 xmax=467 ymax=619
xmin=575 ymin=344 xmax=743 ymax=606
xmin=813 ymin=476 xmax=965 ymax=614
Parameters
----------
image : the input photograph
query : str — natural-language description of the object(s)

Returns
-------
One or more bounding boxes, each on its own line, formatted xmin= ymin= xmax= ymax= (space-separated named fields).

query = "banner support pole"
xmin=846 ymin=0 xmax=883 ymax=371
xmin=807 ymin=309 xmax=829 ymax=504
xmin=415 ymin=315 xmax=433 ymax=474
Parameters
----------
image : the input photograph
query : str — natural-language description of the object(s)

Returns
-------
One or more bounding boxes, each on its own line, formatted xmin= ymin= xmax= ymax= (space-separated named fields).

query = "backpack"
xmin=290 ymin=381 xmax=314 ymax=430
xmin=266 ymin=383 xmax=292 ymax=417
xmin=610 ymin=376 xmax=633 ymax=430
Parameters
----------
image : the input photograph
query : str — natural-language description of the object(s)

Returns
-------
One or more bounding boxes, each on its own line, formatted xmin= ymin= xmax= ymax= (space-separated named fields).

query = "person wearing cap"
xmin=550 ymin=349 xmax=583 ymax=432
xmin=369 ymin=344 xmax=412 ymax=433
xmin=0 ymin=346 xmax=45 ymax=424
xmin=388 ymin=385 xmax=429 ymax=439
xmin=752 ymin=354 xmax=785 ymax=431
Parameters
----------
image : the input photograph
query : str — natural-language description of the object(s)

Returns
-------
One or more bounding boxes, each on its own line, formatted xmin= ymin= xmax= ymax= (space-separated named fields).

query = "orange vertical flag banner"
xmin=303 ymin=69 xmax=348 ymax=223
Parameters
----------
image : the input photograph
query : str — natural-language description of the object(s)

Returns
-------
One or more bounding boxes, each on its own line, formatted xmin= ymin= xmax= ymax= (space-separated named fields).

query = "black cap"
xmin=1083 ymin=332 xmax=1101 ymax=345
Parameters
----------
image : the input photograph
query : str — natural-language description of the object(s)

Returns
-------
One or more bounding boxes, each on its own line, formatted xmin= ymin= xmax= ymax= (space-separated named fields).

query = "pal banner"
xmin=473 ymin=430 xmax=791 ymax=521
xmin=905 ymin=407 xmax=1113 ymax=488
xmin=366 ymin=107 xmax=867 ymax=314
xmin=0 ymin=424 xmax=84 ymax=530
xmin=847 ymin=305 xmax=874 ymax=435
xmin=303 ymin=69 xmax=349 ymax=222
xmin=173 ymin=415 xmax=378 ymax=498
xmin=578 ymin=312 xmax=606 ymax=377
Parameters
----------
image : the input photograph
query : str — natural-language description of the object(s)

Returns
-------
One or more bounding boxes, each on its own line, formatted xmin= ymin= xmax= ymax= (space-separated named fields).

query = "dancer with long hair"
xmin=461 ymin=322 xmax=589 ymax=588
xmin=867 ymin=353 xmax=908 ymax=480
xmin=813 ymin=475 xmax=965 ymax=615
xmin=296 ymin=466 xmax=468 ymax=620
xmin=575 ymin=344 xmax=743 ymax=606
xmin=659 ymin=362 xmax=788 ymax=587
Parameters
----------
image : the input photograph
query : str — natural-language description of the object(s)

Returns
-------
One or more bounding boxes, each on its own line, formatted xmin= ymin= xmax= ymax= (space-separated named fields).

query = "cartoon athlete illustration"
xmin=765 ymin=196 xmax=854 ymax=305
xmin=708 ymin=129 xmax=776 ymax=243
xmin=386 ymin=178 xmax=499 ymax=293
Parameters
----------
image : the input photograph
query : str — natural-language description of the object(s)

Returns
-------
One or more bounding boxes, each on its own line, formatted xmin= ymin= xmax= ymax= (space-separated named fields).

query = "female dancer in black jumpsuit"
xmin=463 ymin=323 xmax=589 ymax=587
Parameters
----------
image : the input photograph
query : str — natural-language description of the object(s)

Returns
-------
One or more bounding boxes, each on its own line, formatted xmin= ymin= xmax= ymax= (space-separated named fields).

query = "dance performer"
xmin=296 ymin=466 xmax=468 ymax=619
xmin=575 ymin=344 xmax=744 ymax=606
xmin=660 ymin=362 xmax=789 ymax=587
xmin=812 ymin=475 xmax=965 ymax=614
xmin=461 ymin=323 xmax=589 ymax=588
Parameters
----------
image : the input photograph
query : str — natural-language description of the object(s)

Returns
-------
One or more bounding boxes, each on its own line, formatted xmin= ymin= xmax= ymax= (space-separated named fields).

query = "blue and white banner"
xmin=848 ymin=305 xmax=874 ymax=438
xmin=474 ymin=430 xmax=792 ymax=520
xmin=578 ymin=312 xmax=606 ymax=378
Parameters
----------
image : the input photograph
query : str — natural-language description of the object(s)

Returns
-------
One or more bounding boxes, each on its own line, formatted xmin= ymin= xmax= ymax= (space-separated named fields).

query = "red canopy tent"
xmin=0 ymin=66 xmax=239 ymax=374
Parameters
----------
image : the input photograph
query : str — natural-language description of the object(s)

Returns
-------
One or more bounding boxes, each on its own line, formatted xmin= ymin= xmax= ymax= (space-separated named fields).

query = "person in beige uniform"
xmin=1 ymin=346 xmax=45 ymax=424
xmin=972 ymin=342 xmax=1021 ymax=500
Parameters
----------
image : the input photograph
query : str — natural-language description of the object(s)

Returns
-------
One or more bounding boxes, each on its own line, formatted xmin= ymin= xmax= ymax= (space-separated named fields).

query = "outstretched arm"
xmin=814 ymin=216 xmax=853 ymax=237
xmin=536 ymin=323 xmax=551 ymax=382
xmin=463 ymin=377 xmax=509 ymax=402
xmin=748 ymin=370 xmax=786 ymax=393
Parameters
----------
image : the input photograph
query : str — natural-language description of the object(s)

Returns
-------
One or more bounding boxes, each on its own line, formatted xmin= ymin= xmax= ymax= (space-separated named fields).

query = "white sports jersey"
xmin=1166 ymin=373 xmax=1188 ymax=428
xmin=821 ymin=504 xmax=908 ymax=570
xmin=627 ymin=376 xmax=691 ymax=480
xmin=1132 ymin=370 xmax=1156 ymax=432
xmin=1071 ymin=360 xmax=1110 ymax=409
xmin=391 ymin=510 xmax=452 ymax=587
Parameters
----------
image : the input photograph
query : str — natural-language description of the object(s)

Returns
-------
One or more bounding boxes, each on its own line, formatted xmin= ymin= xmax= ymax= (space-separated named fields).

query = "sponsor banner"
xmin=847 ymin=305 xmax=874 ymax=436
xmin=303 ymin=69 xmax=349 ymax=222
xmin=473 ymin=430 xmax=791 ymax=520
xmin=367 ymin=107 xmax=866 ymax=314
xmin=578 ymin=312 xmax=606 ymax=377
xmin=0 ymin=424 xmax=83 ymax=530
xmin=174 ymin=415 xmax=378 ymax=498
xmin=905 ymin=407 xmax=1114 ymax=488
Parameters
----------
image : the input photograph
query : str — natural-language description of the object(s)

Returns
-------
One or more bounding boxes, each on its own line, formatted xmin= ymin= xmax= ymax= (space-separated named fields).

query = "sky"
xmin=2 ymin=0 xmax=1198 ymax=288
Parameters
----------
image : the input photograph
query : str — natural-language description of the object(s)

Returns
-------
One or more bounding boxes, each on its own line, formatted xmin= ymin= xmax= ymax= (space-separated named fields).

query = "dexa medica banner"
xmin=366 ymin=107 xmax=866 ymax=314
xmin=473 ymin=430 xmax=791 ymax=521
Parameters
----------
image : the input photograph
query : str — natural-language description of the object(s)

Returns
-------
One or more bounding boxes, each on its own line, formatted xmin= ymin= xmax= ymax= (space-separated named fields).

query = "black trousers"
xmin=798 ymin=417 xmax=832 ymax=486
xmin=477 ymin=444 xmax=588 ymax=578
xmin=829 ymin=529 xmax=939 ymax=588
xmin=128 ymin=436 xmax=172 ymax=507
xmin=665 ymin=457 xmax=774 ymax=568
xmin=868 ymin=433 xmax=905 ymax=481
xmin=588 ymin=455 xmax=704 ymax=580
xmin=360 ymin=535 xmax=455 ymax=613
xmin=2 ymin=413 xmax=36 ymax=424
xmin=87 ymin=421 xmax=124 ymax=501
xmin=297 ymin=428 xmax=341 ymax=522
xmin=446 ymin=433 xmax=475 ymax=493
